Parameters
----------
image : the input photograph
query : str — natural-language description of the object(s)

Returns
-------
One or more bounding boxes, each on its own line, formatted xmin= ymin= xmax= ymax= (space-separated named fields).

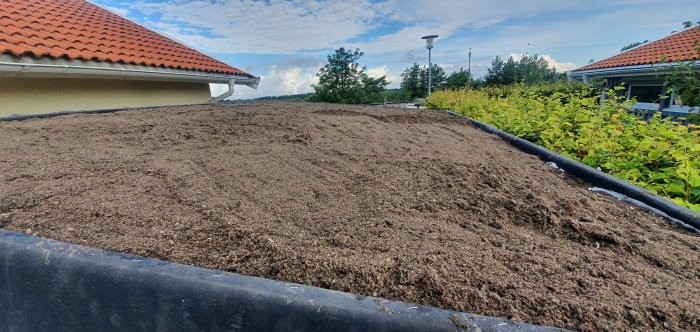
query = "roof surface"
xmin=0 ymin=0 xmax=251 ymax=77
xmin=576 ymin=27 xmax=700 ymax=71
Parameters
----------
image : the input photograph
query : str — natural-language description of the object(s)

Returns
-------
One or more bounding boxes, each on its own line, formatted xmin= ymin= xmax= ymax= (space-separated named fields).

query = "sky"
xmin=92 ymin=0 xmax=700 ymax=100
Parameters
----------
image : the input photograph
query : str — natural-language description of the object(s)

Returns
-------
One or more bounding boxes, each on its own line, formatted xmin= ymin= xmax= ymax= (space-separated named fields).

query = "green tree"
xmin=517 ymin=54 xmax=558 ymax=84
xmin=361 ymin=75 xmax=390 ymax=103
xmin=400 ymin=62 xmax=422 ymax=99
xmin=311 ymin=47 xmax=389 ymax=104
xmin=420 ymin=64 xmax=446 ymax=93
xmin=401 ymin=62 xmax=447 ymax=99
xmin=444 ymin=68 xmax=472 ymax=89
xmin=399 ymin=63 xmax=446 ymax=99
xmin=484 ymin=54 xmax=563 ymax=86
xmin=502 ymin=56 xmax=519 ymax=84
xmin=484 ymin=56 xmax=505 ymax=85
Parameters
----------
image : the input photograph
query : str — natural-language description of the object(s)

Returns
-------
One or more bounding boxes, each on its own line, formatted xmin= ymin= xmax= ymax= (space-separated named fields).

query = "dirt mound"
xmin=0 ymin=101 xmax=698 ymax=331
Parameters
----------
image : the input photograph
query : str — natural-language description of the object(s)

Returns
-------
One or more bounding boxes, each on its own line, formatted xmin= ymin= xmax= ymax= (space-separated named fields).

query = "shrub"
xmin=426 ymin=87 xmax=700 ymax=212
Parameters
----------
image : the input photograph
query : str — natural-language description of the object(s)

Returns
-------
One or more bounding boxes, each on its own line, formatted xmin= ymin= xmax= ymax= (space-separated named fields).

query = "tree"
xmin=517 ymin=55 xmax=558 ymax=84
xmin=502 ymin=56 xmax=518 ymax=84
xmin=399 ymin=63 xmax=446 ymax=99
xmin=444 ymin=68 xmax=472 ymax=89
xmin=400 ymin=63 xmax=422 ymax=99
xmin=484 ymin=56 xmax=505 ymax=85
xmin=311 ymin=47 xmax=389 ymax=104
xmin=483 ymin=54 xmax=562 ymax=86
xmin=682 ymin=21 xmax=693 ymax=29
xmin=361 ymin=75 xmax=390 ymax=103
xmin=420 ymin=64 xmax=446 ymax=93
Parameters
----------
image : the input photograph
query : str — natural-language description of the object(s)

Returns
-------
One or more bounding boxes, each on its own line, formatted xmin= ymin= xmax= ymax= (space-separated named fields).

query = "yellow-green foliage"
xmin=426 ymin=86 xmax=700 ymax=213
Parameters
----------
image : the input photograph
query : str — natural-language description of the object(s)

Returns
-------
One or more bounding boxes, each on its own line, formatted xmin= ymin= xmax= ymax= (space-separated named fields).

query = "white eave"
xmin=0 ymin=54 xmax=259 ymax=88
xmin=569 ymin=60 xmax=700 ymax=79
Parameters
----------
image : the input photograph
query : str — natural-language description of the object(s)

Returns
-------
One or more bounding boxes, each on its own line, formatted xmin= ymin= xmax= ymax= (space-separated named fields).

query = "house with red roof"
xmin=570 ymin=26 xmax=700 ymax=113
xmin=0 ymin=0 xmax=258 ymax=116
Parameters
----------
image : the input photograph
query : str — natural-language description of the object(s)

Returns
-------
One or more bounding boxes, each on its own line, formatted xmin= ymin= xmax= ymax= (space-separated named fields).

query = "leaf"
xmin=582 ymin=156 xmax=598 ymax=166
xmin=647 ymin=150 xmax=664 ymax=161
xmin=688 ymin=170 xmax=700 ymax=187
xmin=648 ymin=172 xmax=667 ymax=180
xmin=670 ymin=149 xmax=688 ymax=160
xmin=672 ymin=197 xmax=689 ymax=207
xmin=689 ymin=204 xmax=700 ymax=214
xmin=691 ymin=188 xmax=700 ymax=198
xmin=666 ymin=180 xmax=687 ymax=195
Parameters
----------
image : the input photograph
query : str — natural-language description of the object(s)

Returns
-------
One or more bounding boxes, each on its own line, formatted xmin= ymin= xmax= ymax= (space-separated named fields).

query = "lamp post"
xmin=421 ymin=34 xmax=438 ymax=96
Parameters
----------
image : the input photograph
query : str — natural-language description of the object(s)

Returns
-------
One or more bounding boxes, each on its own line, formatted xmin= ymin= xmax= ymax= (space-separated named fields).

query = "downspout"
xmin=209 ymin=79 xmax=235 ymax=104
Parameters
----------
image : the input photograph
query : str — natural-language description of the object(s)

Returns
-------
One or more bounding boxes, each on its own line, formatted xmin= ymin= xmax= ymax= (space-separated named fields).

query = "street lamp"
xmin=421 ymin=34 xmax=438 ymax=96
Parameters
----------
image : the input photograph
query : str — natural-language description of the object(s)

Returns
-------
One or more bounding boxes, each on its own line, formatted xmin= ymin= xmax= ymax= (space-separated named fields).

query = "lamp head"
xmin=421 ymin=35 xmax=438 ymax=49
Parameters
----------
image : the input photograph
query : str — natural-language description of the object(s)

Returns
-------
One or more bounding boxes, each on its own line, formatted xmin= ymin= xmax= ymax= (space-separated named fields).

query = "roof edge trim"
xmin=0 ymin=56 xmax=259 ymax=87
xmin=570 ymin=60 xmax=700 ymax=78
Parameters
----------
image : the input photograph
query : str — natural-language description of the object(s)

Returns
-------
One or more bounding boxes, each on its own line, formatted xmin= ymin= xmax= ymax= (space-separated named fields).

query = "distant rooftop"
xmin=575 ymin=27 xmax=700 ymax=72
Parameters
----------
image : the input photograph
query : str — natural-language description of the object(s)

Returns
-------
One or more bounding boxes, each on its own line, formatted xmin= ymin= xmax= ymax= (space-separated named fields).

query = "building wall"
xmin=0 ymin=77 xmax=212 ymax=116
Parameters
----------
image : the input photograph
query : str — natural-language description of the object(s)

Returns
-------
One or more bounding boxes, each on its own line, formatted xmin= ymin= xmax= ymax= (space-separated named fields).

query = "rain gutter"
xmin=0 ymin=60 xmax=260 ymax=87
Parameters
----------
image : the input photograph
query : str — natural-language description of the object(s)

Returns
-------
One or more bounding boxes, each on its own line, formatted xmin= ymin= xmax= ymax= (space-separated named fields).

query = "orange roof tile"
xmin=0 ymin=0 xmax=253 ymax=77
xmin=576 ymin=27 xmax=700 ymax=71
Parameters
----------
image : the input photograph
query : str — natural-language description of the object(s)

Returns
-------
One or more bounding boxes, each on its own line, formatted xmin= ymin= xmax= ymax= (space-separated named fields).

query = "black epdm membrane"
xmin=0 ymin=230 xmax=566 ymax=331
xmin=3 ymin=106 xmax=697 ymax=331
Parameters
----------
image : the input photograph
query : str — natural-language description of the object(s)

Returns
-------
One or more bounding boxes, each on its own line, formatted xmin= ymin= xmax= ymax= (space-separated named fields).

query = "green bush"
xmin=426 ymin=87 xmax=700 ymax=213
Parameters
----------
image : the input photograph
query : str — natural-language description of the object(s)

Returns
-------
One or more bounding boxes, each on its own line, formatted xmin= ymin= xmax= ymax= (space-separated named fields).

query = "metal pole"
xmin=421 ymin=35 xmax=438 ymax=97
xmin=468 ymin=48 xmax=471 ymax=74
xmin=428 ymin=48 xmax=432 ymax=96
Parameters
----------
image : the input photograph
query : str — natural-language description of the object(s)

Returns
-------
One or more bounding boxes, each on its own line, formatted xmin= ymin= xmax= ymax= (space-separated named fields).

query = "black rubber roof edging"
xmin=444 ymin=110 xmax=700 ymax=231
xmin=0 ymin=230 xmax=567 ymax=331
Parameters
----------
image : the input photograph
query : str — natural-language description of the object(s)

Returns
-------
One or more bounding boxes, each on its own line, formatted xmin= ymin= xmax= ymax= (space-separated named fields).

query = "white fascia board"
xmin=569 ymin=61 xmax=700 ymax=78
xmin=0 ymin=55 xmax=259 ymax=88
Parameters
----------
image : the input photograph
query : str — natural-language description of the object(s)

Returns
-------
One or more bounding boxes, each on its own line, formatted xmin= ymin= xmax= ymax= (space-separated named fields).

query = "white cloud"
xmin=130 ymin=0 xmax=391 ymax=54
xmin=366 ymin=65 xmax=401 ymax=88
xmin=115 ymin=0 xmax=594 ymax=56
xmin=539 ymin=55 xmax=578 ymax=72
xmin=210 ymin=65 xmax=319 ymax=100
xmin=102 ymin=5 xmax=130 ymax=17
xmin=510 ymin=53 xmax=578 ymax=72
xmin=472 ymin=17 xmax=507 ymax=29
xmin=366 ymin=66 xmax=387 ymax=78
xmin=348 ymin=0 xmax=587 ymax=54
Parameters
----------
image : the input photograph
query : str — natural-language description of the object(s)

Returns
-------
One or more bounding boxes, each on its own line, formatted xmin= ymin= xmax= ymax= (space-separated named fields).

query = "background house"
xmin=570 ymin=26 xmax=700 ymax=114
xmin=0 ymin=0 xmax=258 ymax=116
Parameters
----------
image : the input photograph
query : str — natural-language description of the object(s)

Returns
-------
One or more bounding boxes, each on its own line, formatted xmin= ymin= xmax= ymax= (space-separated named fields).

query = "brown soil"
xmin=1 ymin=101 xmax=698 ymax=331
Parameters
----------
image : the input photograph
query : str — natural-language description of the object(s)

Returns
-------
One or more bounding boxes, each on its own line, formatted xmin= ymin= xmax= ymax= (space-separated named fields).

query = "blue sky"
xmin=92 ymin=0 xmax=700 ymax=99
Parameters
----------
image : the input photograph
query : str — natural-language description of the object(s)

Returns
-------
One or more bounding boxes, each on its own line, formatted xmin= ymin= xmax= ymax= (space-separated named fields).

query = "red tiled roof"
xmin=0 ymin=0 xmax=252 ymax=77
xmin=576 ymin=27 xmax=700 ymax=71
